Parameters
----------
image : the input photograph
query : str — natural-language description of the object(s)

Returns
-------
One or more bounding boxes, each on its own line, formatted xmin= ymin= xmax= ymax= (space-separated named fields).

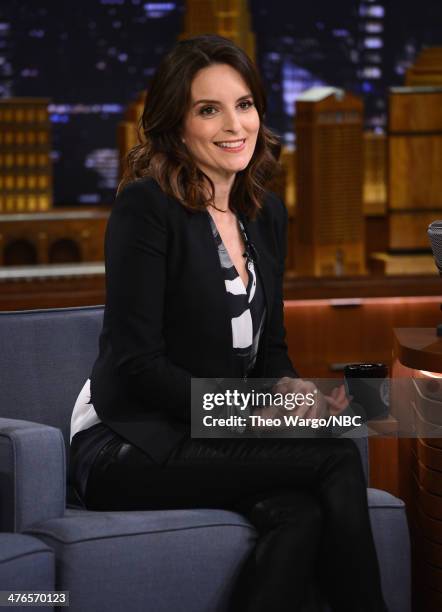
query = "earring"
xmin=182 ymin=138 xmax=186 ymax=143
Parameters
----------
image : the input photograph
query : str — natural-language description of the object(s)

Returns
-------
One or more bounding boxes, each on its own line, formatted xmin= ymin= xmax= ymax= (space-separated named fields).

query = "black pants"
xmin=70 ymin=428 xmax=388 ymax=612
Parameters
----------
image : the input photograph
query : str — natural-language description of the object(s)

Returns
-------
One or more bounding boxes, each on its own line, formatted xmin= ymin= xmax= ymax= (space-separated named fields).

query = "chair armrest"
xmin=0 ymin=418 xmax=65 ymax=532
xmin=0 ymin=533 xmax=55 ymax=592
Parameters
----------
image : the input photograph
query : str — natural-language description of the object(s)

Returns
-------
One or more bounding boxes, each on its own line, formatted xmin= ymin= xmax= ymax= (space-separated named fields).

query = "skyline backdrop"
xmin=1 ymin=0 xmax=441 ymax=205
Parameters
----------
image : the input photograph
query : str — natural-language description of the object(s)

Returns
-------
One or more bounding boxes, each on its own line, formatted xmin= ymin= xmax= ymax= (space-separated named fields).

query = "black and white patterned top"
xmin=208 ymin=212 xmax=266 ymax=379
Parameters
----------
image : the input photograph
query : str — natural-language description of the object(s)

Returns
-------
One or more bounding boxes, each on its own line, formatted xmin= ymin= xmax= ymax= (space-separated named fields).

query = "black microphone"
xmin=242 ymin=239 xmax=259 ymax=264
xmin=238 ymin=215 xmax=259 ymax=263
xmin=427 ymin=221 xmax=442 ymax=336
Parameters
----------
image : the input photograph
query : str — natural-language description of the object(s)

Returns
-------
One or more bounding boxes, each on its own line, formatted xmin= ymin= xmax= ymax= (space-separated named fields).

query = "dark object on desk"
xmin=344 ymin=363 xmax=390 ymax=421
xmin=427 ymin=220 xmax=442 ymax=337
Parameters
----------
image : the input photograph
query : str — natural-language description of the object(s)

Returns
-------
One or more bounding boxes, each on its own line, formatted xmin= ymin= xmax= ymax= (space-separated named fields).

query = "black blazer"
xmin=90 ymin=177 xmax=298 ymax=465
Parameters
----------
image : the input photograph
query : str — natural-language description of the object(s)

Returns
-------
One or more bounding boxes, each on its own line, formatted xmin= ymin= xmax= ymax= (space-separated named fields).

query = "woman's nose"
xmin=222 ymin=108 xmax=242 ymax=133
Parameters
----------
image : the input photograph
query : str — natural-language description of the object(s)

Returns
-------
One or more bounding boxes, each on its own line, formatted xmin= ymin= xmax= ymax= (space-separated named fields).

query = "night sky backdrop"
xmin=1 ymin=1 xmax=441 ymax=204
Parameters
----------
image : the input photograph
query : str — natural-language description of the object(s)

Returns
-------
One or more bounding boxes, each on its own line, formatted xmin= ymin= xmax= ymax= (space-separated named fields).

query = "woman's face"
xmin=181 ymin=63 xmax=260 ymax=183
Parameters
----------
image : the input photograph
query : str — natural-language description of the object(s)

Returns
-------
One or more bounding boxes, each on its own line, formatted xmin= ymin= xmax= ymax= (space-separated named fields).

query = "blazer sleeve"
xmin=105 ymin=179 xmax=191 ymax=422
xmin=264 ymin=196 xmax=300 ymax=380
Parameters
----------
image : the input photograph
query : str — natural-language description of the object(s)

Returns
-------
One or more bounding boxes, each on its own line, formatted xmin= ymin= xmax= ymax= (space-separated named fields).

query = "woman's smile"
xmin=213 ymin=138 xmax=246 ymax=152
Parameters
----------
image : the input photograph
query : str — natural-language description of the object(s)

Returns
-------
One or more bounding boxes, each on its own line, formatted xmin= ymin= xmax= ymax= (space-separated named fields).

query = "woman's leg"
xmin=83 ymin=435 xmax=388 ymax=612
xmin=313 ymin=441 xmax=386 ymax=612
xmin=230 ymin=489 xmax=324 ymax=612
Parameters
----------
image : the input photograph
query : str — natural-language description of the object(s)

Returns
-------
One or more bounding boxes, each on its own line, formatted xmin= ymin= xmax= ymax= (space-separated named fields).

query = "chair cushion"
xmin=0 ymin=533 xmax=55 ymax=592
xmin=25 ymin=509 xmax=256 ymax=612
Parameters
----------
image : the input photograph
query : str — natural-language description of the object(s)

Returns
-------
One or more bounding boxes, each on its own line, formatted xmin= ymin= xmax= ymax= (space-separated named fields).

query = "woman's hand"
xmin=249 ymin=379 xmax=352 ymax=433
xmin=272 ymin=377 xmax=327 ymax=418
xmin=324 ymin=384 xmax=352 ymax=416
xmin=271 ymin=378 xmax=352 ymax=419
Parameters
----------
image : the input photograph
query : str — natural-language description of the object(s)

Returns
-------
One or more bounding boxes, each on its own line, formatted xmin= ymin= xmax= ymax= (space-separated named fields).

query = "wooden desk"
xmin=393 ymin=328 xmax=442 ymax=612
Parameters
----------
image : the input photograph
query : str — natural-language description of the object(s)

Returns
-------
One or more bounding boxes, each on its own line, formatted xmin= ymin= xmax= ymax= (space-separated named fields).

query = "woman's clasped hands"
xmin=271 ymin=377 xmax=352 ymax=420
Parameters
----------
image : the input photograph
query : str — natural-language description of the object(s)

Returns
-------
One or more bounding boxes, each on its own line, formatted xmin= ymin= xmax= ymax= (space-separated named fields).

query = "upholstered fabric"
xmin=0 ymin=533 xmax=55 ymax=594
xmin=0 ymin=418 xmax=65 ymax=532
xmin=0 ymin=306 xmax=104 ymax=475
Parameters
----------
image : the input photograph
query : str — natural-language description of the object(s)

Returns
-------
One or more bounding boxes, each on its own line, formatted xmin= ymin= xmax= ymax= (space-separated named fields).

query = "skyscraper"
xmin=180 ymin=0 xmax=255 ymax=63
xmin=0 ymin=7 xmax=12 ymax=98
xmin=355 ymin=1 xmax=386 ymax=129
xmin=295 ymin=87 xmax=365 ymax=277
xmin=0 ymin=98 xmax=52 ymax=213
xmin=3 ymin=0 xmax=184 ymax=205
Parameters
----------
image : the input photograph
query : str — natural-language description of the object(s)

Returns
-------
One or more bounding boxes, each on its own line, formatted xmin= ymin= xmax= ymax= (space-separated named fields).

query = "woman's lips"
xmin=213 ymin=139 xmax=246 ymax=152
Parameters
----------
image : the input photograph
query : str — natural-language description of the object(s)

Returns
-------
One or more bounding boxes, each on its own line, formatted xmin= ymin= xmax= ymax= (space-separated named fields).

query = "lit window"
xmin=38 ymin=196 xmax=49 ymax=210
xmin=366 ymin=53 xmax=382 ymax=63
xmin=359 ymin=5 xmax=385 ymax=18
xmin=361 ymin=66 xmax=382 ymax=78
xmin=364 ymin=37 xmax=383 ymax=49
xmin=333 ymin=29 xmax=349 ymax=37
xmin=365 ymin=22 xmax=383 ymax=33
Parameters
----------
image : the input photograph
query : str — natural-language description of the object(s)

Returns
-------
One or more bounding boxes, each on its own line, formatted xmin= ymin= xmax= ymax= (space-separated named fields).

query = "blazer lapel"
xmin=193 ymin=210 xmax=235 ymax=370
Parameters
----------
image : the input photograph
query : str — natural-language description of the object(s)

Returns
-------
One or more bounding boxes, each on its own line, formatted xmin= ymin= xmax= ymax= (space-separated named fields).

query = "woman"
xmin=69 ymin=34 xmax=388 ymax=612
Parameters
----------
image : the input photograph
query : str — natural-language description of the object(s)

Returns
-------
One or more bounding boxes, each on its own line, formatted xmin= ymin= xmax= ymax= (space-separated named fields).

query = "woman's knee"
xmin=248 ymin=489 xmax=323 ymax=533
xmin=322 ymin=438 xmax=365 ymax=476
xmin=315 ymin=438 xmax=367 ymax=501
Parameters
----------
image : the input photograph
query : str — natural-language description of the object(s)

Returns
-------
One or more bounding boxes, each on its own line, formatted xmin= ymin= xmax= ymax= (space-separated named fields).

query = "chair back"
xmin=0 ymin=305 xmax=103 ymax=473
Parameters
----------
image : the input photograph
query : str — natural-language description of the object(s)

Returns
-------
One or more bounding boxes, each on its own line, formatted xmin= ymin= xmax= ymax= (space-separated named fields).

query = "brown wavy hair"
xmin=118 ymin=34 xmax=283 ymax=219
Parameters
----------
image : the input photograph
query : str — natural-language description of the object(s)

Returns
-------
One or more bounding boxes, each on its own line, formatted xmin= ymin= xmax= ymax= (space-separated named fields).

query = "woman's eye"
xmin=200 ymin=106 xmax=217 ymax=116
xmin=199 ymin=100 xmax=254 ymax=116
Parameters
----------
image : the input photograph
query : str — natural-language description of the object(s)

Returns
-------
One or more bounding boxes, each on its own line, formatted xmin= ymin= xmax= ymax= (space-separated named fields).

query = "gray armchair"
xmin=0 ymin=306 xmax=411 ymax=612
xmin=0 ymin=532 xmax=55 ymax=611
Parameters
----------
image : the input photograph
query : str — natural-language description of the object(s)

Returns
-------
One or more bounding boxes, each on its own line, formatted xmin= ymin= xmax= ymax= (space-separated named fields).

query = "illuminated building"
xmin=363 ymin=131 xmax=386 ymax=215
xmin=0 ymin=101 xmax=109 ymax=266
xmin=294 ymin=87 xmax=366 ymax=277
xmin=388 ymin=86 xmax=442 ymax=252
xmin=356 ymin=1 xmax=386 ymax=129
xmin=0 ymin=9 xmax=12 ymax=98
xmin=0 ymin=98 xmax=52 ymax=213
xmin=117 ymin=91 xmax=146 ymax=180
xmin=179 ymin=0 xmax=255 ymax=63
xmin=405 ymin=47 xmax=442 ymax=87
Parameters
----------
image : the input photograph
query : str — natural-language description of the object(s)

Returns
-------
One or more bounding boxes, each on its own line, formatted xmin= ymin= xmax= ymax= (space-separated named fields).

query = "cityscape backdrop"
xmin=1 ymin=0 xmax=441 ymax=206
